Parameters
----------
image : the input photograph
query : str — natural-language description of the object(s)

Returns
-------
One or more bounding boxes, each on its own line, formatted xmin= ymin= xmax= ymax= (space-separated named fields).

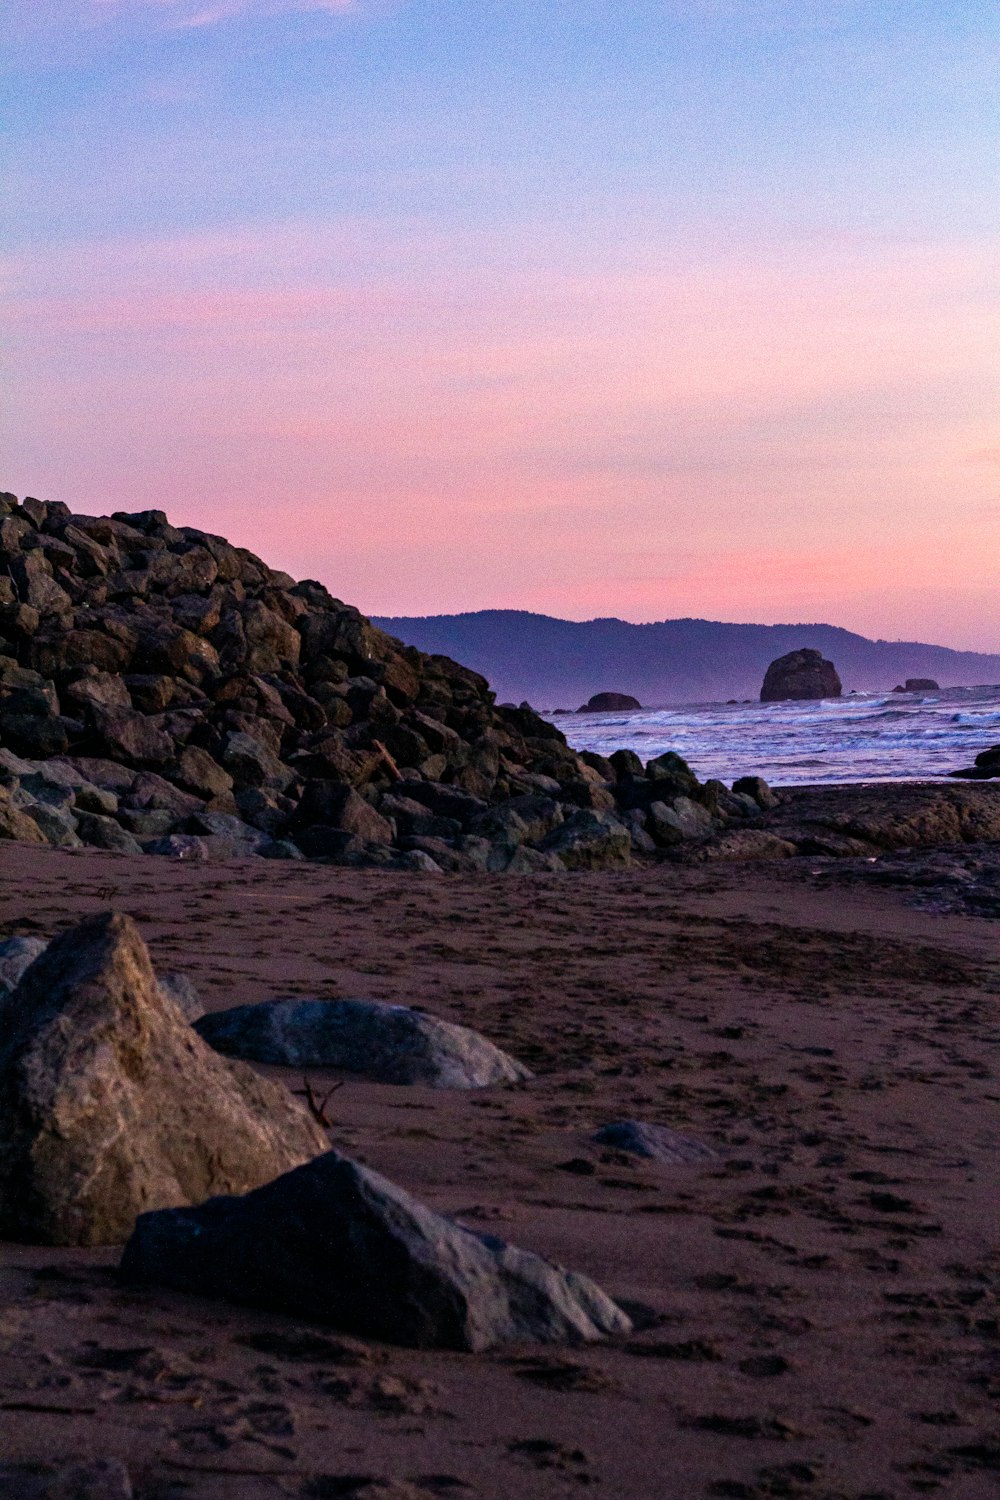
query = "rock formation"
xmin=121 ymin=1149 xmax=632 ymax=1350
xmin=0 ymin=912 xmax=327 ymax=1244
xmin=760 ymin=648 xmax=842 ymax=702
xmin=0 ymin=490 xmax=779 ymax=867
xmin=580 ymin=692 xmax=642 ymax=712
xmin=195 ymin=997 xmax=531 ymax=1087
xmin=892 ymin=678 xmax=939 ymax=692
xmin=948 ymin=745 xmax=1000 ymax=781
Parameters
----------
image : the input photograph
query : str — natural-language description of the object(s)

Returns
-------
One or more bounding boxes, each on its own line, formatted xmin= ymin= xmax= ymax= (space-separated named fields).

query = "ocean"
xmin=546 ymin=684 xmax=1000 ymax=787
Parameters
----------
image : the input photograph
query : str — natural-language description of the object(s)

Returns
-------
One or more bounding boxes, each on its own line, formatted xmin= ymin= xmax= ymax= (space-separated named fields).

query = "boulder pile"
xmin=0 ymin=492 xmax=774 ymax=869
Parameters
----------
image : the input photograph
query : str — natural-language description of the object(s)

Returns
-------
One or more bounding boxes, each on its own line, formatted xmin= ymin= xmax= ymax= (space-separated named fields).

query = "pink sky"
xmin=5 ymin=216 xmax=998 ymax=647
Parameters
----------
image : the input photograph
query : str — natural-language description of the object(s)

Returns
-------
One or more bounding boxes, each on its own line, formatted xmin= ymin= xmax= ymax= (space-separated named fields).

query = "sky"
xmin=3 ymin=1 xmax=999 ymax=648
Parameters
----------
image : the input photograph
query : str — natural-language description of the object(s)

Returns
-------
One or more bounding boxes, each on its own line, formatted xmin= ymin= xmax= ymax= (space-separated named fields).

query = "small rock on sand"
xmin=593 ymin=1120 xmax=717 ymax=1164
xmin=195 ymin=996 xmax=532 ymax=1088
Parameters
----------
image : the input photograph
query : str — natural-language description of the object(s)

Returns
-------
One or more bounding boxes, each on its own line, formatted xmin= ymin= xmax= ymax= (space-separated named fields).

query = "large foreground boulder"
xmin=0 ymin=912 xmax=327 ymax=1244
xmin=121 ymin=1150 xmax=632 ymax=1351
xmin=195 ymin=997 xmax=531 ymax=1087
xmin=760 ymin=648 xmax=842 ymax=702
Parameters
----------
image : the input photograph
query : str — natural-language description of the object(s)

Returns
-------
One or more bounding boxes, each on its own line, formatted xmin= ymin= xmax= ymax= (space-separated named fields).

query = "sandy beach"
xmin=1 ymin=842 xmax=997 ymax=1499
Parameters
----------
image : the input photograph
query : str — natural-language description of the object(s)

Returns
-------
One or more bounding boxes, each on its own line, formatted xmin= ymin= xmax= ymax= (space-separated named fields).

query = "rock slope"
xmin=0 ymin=491 xmax=771 ymax=869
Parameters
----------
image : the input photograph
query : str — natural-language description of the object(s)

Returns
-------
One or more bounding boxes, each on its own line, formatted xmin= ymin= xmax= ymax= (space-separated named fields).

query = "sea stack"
xmin=581 ymin=692 xmax=642 ymax=712
xmin=760 ymin=648 xmax=842 ymax=703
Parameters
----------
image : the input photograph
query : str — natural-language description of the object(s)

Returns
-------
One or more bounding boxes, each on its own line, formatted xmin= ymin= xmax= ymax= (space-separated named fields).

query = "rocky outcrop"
xmin=892 ymin=678 xmax=939 ymax=692
xmin=0 ymin=490 xmax=784 ymax=870
xmin=195 ymin=997 xmax=531 ymax=1087
xmin=0 ymin=912 xmax=327 ymax=1245
xmin=580 ymin=692 xmax=642 ymax=712
xmin=760 ymin=649 xmax=842 ymax=702
xmin=949 ymin=745 xmax=1000 ymax=780
xmin=121 ymin=1149 xmax=632 ymax=1350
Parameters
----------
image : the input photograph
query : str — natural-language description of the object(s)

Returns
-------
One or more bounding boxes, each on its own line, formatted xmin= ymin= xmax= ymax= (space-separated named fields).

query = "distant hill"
xmin=371 ymin=610 xmax=1000 ymax=708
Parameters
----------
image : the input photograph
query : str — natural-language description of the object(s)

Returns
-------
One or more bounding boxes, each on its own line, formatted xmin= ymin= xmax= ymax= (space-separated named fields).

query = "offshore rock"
xmin=195 ymin=997 xmax=531 ymax=1088
xmin=0 ymin=912 xmax=327 ymax=1245
xmin=760 ymin=648 xmax=842 ymax=703
xmin=580 ymin=692 xmax=642 ymax=712
xmin=121 ymin=1150 xmax=633 ymax=1351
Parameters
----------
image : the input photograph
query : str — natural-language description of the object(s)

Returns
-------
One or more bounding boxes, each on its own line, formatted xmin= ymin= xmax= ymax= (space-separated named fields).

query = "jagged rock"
xmin=72 ymin=811 xmax=143 ymax=855
xmin=195 ymin=997 xmax=531 ymax=1087
xmin=646 ymin=797 xmax=714 ymax=846
xmin=0 ymin=935 xmax=47 ymax=993
xmin=580 ymin=692 xmax=642 ymax=712
xmin=593 ymin=1120 xmax=717 ymax=1164
xmin=21 ymin=800 xmax=81 ymax=847
xmin=121 ymin=1149 xmax=632 ymax=1350
xmin=0 ymin=912 xmax=327 ymax=1244
xmin=0 ymin=789 xmax=48 ymax=844
xmin=760 ymin=648 xmax=842 ymax=702
xmin=537 ymin=810 xmax=631 ymax=869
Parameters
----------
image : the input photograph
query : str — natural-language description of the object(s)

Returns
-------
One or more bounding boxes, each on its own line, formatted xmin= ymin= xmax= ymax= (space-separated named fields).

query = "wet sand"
xmin=0 ymin=843 xmax=998 ymax=1499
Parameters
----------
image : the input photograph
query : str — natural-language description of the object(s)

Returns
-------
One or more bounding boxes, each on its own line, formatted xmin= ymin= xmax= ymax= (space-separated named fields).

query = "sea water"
xmin=546 ymin=684 xmax=1000 ymax=787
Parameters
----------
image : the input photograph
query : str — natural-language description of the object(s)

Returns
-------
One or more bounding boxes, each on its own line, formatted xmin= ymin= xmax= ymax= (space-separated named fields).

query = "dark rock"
xmin=760 ymin=648 xmax=842 ymax=702
xmin=646 ymin=797 xmax=714 ymax=845
xmin=143 ymin=833 xmax=210 ymax=860
xmin=296 ymin=782 xmax=393 ymax=844
xmin=0 ymin=912 xmax=327 ymax=1244
xmin=580 ymin=692 xmax=642 ymax=712
xmin=609 ymin=748 xmax=644 ymax=779
xmin=732 ymin=774 xmax=778 ymax=810
xmin=537 ymin=810 xmax=631 ymax=869
xmin=892 ymin=678 xmax=939 ymax=692
xmin=593 ymin=1120 xmax=717 ymax=1164
xmin=0 ymin=935 xmax=47 ymax=993
xmin=196 ymin=997 xmax=531 ymax=1087
xmin=121 ymin=1149 xmax=632 ymax=1350
xmin=397 ymin=781 xmax=489 ymax=827
xmin=90 ymin=706 xmax=174 ymax=767
xmin=0 ymin=1458 xmax=133 ymax=1499
xmin=72 ymin=811 xmax=143 ymax=854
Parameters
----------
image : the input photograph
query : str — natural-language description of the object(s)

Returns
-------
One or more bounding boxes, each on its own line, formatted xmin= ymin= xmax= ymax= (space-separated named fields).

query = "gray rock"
xmin=73 ymin=810 xmax=143 ymax=855
xmin=732 ymin=775 xmax=778 ymax=810
xmin=22 ymin=800 xmax=82 ymax=848
xmin=537 ymin=809 xmax=631 ymax=869
xmin=142 ymin=833 xmax=210 ymax=861
xmin=0 ymin=935 xmax=47 ymax=993
xmin=158 ymin=971 xmax=203 ymax=1021
xmin=0 ymin=912 xmax=328 ymax=1244
xmin=647 ymin=796 xmax=714 ymax=845
xmin=121 ymin=1149 xmax=632 ymax=1351
xmin=195 ymin=996 xmax=532 ymax=1088
xmin=593 ymin=1120 xmax=717 ymax=1164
